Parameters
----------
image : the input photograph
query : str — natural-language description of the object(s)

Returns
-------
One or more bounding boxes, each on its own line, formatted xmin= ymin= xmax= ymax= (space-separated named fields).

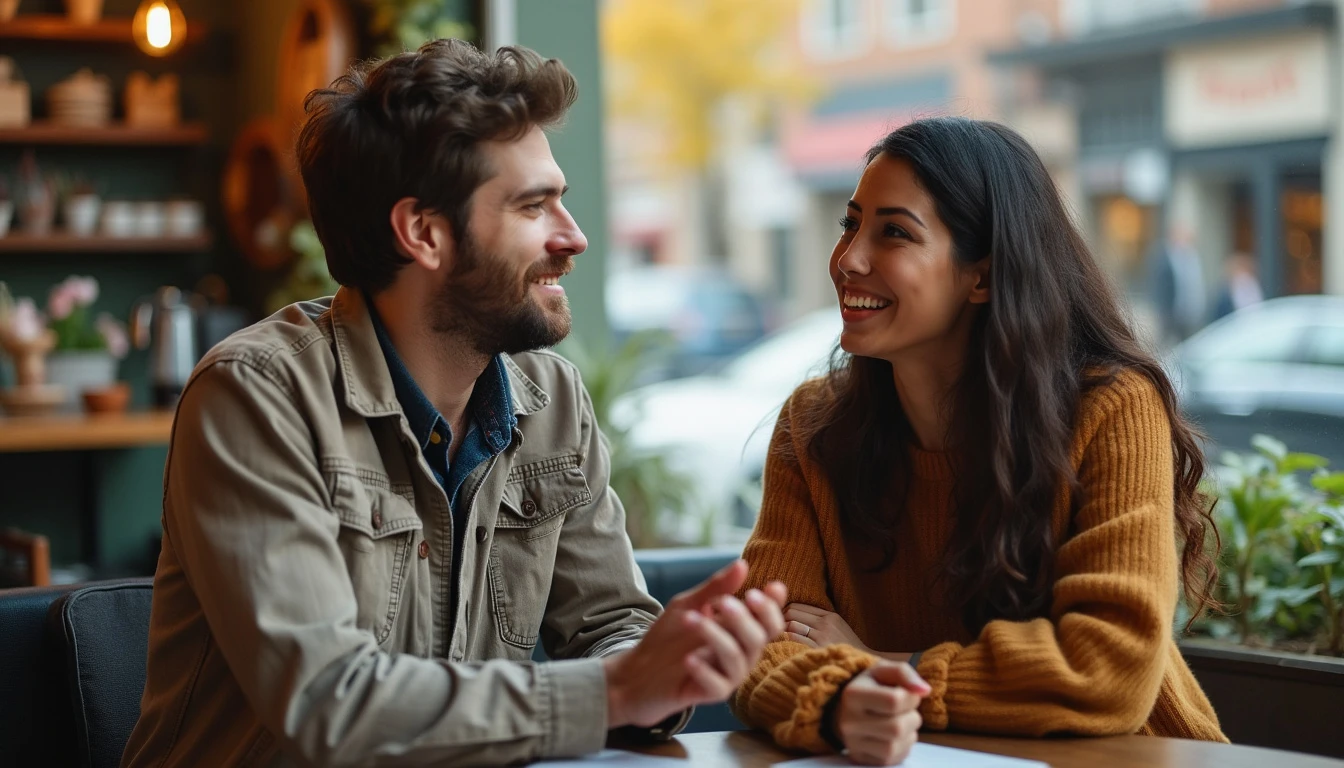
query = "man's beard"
xmin=429 ymin=232 xmax=573 ymax=356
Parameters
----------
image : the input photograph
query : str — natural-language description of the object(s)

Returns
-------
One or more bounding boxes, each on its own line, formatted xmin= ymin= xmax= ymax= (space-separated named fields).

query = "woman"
xmin=731 ymin=117 xmax=1226 ymax=765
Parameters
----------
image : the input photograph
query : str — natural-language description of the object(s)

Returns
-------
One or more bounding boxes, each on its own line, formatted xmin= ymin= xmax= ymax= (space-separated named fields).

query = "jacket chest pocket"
xmin=487 ymin=456 xmax=592 ymax=649
xmin=330 ymin=472 xmax=423 ymax=646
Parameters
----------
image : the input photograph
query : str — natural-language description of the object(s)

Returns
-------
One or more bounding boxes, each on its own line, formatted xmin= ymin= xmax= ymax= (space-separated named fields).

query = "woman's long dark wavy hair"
xmin=797 ymin=117 xmax=1218 ymax=633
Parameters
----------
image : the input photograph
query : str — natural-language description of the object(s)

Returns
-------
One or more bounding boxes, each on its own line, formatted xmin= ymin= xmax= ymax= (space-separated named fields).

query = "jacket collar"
xmin=328 ymin=286 xmax=550 ymax=421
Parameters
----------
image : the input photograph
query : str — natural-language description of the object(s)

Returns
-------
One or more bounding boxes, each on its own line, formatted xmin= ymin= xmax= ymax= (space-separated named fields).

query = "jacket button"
xmin=476 ymin=526 xmax=487 ymax=543
xmin=521 ymin=499 xmax=538 ymax=517
xmin=371 ymin=512 xmax=383 ymax=529
xmin=418 ymin=540 xmax=430 ymax=559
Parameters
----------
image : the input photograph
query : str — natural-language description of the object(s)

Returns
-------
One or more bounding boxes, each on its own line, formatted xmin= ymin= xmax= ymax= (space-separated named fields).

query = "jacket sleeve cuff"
xmin=915 ymin=641 xmax=962 ymax=732
xmin=539 ymin=658 xmax=609 ymax=758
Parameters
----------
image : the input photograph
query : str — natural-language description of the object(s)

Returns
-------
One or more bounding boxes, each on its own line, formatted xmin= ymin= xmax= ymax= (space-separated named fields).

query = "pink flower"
xmin=69 ymin=276 xmax=99 ymax=306
xmin=48 ymin=275 xmax=99 ymax=319
xmin=96 ymin=313 xmax=129 ymax=359
xmin=9 ymin=297 xmax=45 ymax=341
xmin=48 ymin=284 xmax=76 ymax=320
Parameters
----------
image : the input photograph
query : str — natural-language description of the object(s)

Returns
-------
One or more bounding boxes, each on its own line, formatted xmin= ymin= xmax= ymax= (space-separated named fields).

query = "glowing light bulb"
xmin=133 ymin=0 xmax=187 ymax=57
xmin=146 ymin=4 xmax=172 ymax=49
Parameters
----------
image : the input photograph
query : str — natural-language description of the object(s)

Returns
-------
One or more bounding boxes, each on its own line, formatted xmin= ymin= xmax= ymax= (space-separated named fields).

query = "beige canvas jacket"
xmin=121 ymin=287 xmax=669 ymax=767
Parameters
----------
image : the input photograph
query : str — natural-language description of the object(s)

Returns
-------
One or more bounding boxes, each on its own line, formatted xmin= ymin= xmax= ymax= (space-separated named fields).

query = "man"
xmin=122 ymin=41 xmax=786 ymax=767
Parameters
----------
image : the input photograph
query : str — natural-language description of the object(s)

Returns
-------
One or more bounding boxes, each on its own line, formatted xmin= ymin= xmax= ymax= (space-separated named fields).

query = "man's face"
xmin=430 ymin=125 xmax=588 ymax=356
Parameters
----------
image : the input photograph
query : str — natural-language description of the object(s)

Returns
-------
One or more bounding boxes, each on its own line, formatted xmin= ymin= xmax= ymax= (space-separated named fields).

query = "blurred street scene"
xmin=601 ymin=0 xmax=1344 ymax=543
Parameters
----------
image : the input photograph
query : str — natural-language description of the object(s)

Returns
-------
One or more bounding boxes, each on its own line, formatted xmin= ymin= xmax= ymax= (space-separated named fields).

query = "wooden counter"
xmin=0 ymin=410 xmax=175 ymax=453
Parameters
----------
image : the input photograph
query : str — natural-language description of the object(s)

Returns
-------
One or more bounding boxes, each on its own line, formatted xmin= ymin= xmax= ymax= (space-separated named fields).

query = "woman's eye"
xmin=838 ymin=216 xmax=858 ymax=232
xmin=883 ymin=223 xmax=910 ymax=239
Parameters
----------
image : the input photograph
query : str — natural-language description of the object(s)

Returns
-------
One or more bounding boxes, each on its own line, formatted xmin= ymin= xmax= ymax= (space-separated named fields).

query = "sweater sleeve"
xmin=915 ymin=375 xmax=1181 ymax=737
xmin=731 ymin=389 xmax=876 ymax=752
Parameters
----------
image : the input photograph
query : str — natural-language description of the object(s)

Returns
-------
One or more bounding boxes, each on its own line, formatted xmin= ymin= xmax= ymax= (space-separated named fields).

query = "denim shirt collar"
xmin=366 ymin=299 xmax=515 ymax=453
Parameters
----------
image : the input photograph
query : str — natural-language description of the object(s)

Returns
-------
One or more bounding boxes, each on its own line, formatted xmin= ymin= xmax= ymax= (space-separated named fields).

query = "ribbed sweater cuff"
xmin=915 ymin=641 xmax=962 ymax=731
xmin=750 ymin=644 xmax=876 ymax=753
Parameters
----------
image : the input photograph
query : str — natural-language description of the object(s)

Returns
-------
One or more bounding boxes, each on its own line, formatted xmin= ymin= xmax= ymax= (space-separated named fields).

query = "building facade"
xmin=993 ymin=0 xmax=1343 ymax=324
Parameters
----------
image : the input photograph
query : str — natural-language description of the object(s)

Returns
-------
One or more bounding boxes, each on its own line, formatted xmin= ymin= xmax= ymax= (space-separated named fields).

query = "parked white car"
xmin=611 ymin=308 xmax=842 ymax=544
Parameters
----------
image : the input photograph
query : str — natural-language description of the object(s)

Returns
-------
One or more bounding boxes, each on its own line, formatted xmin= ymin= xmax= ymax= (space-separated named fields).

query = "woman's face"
xmin=830 ymin=153 xmax=988 ymax=365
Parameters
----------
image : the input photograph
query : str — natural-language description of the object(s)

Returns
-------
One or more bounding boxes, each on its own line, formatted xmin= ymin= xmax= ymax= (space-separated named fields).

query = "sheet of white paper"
xmin=533 ymin=749 xmax=690 ymax=766
xmin=777 ymin=741 xmax=1049 ymax=768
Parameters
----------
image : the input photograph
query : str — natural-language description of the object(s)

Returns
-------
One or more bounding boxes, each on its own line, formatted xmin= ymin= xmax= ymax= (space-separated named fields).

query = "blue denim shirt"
xmin=368 ymin=304 xmax=516 ymax=628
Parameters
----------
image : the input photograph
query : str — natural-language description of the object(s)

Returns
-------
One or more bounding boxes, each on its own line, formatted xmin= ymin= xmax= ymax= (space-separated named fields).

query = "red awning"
xmin=782 ymin=112 xmax=910 ymax=175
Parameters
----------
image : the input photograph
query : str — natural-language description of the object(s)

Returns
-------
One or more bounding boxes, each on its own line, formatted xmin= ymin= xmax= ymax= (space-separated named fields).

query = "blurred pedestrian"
xmin=1150 ymin=224 xmax=1207 ymax=343
xmin=1213 ymin=252 xmax=1264 ymax=320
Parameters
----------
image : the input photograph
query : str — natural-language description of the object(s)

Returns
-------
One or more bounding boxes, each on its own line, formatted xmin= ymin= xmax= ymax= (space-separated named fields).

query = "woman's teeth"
xmin=842 ymin=293 xmax=892 ymax=310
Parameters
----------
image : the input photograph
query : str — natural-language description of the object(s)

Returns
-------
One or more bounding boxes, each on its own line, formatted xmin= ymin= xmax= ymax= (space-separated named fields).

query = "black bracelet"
xmin=819 ymin=677 xmax=855 ymax=752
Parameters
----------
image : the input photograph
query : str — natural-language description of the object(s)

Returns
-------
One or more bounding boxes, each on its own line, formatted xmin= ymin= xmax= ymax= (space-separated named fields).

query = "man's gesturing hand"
xmin=603 ymin=559 xmax=787 ymax=729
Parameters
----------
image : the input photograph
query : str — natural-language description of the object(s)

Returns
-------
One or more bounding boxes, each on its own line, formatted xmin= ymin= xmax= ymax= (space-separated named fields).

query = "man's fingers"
xmin=868 ymin=660 xmax=931 ymax=695
xmin=685 ymin=611 xmax=748 ymax=683
xmin=762 ymin=580 xmax=788 ymax=607
xmin=684 ymin=648 xmax=733 ymax=700
xmin=711 ymin=596 xmax=768 ymax=658
xmin=744 ymin=589 xmax=785 ymax=639
xmin=669 ymin=559 xmax=747 ymax=612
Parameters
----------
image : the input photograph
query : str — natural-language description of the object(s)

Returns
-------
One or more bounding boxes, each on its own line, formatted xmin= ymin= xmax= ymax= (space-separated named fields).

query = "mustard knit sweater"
xmin=732 ymin=370 xmax=1226 ymax=752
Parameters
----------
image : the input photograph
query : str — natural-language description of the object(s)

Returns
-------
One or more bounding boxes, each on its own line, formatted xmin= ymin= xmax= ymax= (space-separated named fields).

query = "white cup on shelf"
xmin=64 ymin=194 xmax=101 ymax=237
xmin=101 ymin=201 xmax=136 ymax=238
xmin=164 ymin=199 xmax=204 ymax=238
xmin=135 ymin=201 xmax=166 ymax=238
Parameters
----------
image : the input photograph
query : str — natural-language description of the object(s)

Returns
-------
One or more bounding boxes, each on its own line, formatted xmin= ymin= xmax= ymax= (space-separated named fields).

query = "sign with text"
xmin=1165 ymin=29 xmax=1333 ymax=149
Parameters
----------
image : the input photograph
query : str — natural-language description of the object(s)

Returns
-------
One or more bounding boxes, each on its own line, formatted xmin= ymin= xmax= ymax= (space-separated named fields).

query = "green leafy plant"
xmin=1294 ymin=471 xmax=1344 ymax=654
xmin=558 ymin=333 xmax=693 ymax=549
xmin=266 ymin=220 xmax=340 ymax=315
xmin=1201 ymin=435 xmax=1344 ymax=655
xmin=360 ymin=0 xmax=476 ymax=56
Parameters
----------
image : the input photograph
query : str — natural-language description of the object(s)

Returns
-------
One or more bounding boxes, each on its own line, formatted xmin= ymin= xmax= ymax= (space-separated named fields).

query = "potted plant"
xmin=360 ymin=0 xmax=476 ymax=56
xmin=1180 ymin=435 xmax=1344 ymax=757
xmin=43 ymin=275 xmax=129 ymax=412
xmin=60 ymin=177 xmax=101 ymax=237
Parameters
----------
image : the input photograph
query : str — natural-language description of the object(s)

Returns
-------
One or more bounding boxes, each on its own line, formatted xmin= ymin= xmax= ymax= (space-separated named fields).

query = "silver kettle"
xmin=131 ymin=286 xmax=201 ymax=408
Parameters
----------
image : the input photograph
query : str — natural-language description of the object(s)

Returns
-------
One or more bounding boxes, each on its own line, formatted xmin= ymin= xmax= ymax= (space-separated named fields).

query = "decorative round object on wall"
xmin=276 ymin=0 xmax=357 ymax=209
xmin=222 ymin=117 xmax=300 ymax=271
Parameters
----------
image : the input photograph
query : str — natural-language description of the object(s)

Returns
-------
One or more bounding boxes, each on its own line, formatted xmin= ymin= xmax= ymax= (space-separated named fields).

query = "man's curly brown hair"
xmin=296 ymin=40 xmax=577 ymax=294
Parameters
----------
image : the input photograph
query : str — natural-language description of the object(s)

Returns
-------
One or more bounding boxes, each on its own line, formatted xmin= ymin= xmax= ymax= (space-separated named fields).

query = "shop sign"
xmin=1165 ymin=30 xmax=1333 ymax=149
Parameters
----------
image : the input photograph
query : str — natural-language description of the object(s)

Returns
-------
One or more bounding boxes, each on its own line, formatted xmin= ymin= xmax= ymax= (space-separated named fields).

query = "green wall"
xmin=516 ymin=0 xmax=609 ymax=348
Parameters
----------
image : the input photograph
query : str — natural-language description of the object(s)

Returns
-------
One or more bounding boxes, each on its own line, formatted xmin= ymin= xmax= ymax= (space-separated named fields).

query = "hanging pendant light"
xmin=133 ymin=0 xmax=188 ymax=57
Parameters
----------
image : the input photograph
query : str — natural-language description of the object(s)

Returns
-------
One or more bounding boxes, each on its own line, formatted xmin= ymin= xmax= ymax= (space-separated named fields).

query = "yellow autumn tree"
xmin=602 ymin=0 xmax=815 ymax=170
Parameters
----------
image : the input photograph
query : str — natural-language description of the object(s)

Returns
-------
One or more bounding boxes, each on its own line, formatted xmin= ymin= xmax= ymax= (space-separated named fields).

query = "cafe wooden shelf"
xmin=0 ymin=410 xmax=175 ymax=453
xmin=0 ymin=14 xmax=207 ymax=44
xmin=0 ymin=122 xmax=210 ymax=146
xmin=0 ymin=232 xmax=213 ymax=253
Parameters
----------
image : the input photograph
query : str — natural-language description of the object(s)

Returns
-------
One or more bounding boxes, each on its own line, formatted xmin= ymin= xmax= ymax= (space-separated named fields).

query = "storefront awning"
xmin=782 ymin=112 xmax=908 ymax=189
xmin=987 ymin=1 xmax=1335 ymax=70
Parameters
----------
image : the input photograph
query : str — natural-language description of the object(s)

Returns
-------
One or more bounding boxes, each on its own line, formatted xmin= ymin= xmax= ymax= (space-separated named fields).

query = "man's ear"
xmin=968 ymin=260 xmax=991 ymax=305
xmin=389 ymin=197 xmax=454 ymax=271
